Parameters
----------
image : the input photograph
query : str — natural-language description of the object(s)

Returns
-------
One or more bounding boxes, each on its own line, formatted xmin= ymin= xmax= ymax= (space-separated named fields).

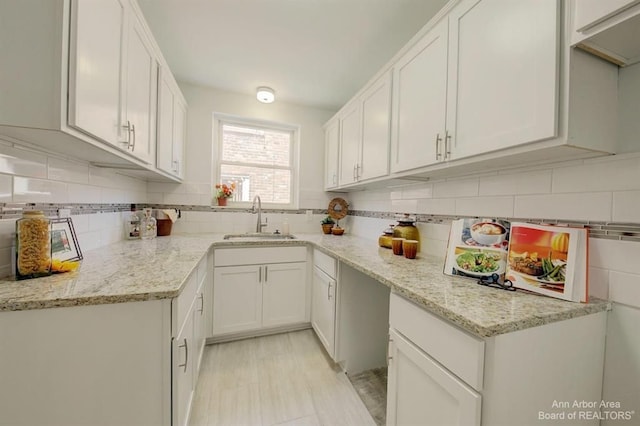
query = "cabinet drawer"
xmin=214 ymin=246 xmax=306 ymax=267
xmin=389 ymin=293 xmax=484 ymax=391
xmin=313 ymin=249 xmax=336 ymax=278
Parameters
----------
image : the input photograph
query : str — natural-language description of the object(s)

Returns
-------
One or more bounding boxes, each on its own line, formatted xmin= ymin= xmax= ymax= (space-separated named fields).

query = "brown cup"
xmin=391 ymin=237 xmax=405 ymax=255
xmin=403 ymin=240 xmax=418 ymax=259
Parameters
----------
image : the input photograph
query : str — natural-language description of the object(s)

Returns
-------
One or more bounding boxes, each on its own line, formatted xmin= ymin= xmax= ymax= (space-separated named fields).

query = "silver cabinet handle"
xmin=264 ymin=265 xmax=268 ymax=283
xmin=130 ymin=123 xmax=136 ymax=151
xmin=198 ymin=293 xmax=204 ymax=315
xmin=444 ymin=130 xmax=452 ymax=159
xmin=355 ymin=164 xmax=360 ymax=180
xmin=173 ymin=160 xmax=179 ymax=174
xmin=121 ymin=120 xmax=132 ymax=147
xmin=435 ymin=133 xmax=443 ymax=160
xmin=178 ymin=338 xmax=188 ymax=373
xmin=327 ymin=281 xmax=332 ymax=300
xmin=259 ymin=266 xmax=262 ymax=283
xmin=353 ymin=164 xmax=357 ymax=180
xmin=332 ymin=173 xmax=337 ymax=185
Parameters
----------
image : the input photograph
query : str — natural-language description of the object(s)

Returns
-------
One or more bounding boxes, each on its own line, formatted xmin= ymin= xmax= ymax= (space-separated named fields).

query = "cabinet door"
xmin=121 ymin=11 xmax=157 ymax=164
xmin=574 ymin=0 xmax=640 ymax=32
xmin=172 ymin=97 xmax=187 ymax=178
xmin=68 ymin=0 xmax=125 ymax=146
xmin=360 ymin=72 xmax=391 ymax=181
xmin=262 ymin=262 xmax=307 ymax=328
xmin=212 ymin=265 xmax=262 ymax=335
xmin=446 ymin=0 xmax=559 ymax=160
xmin=339 ymin=102 xmax=361 ymax=186
xmin=156 ymin=69 xmax=175 ymax=174
xmin=324 ymin=119 xmax=340 ymax=189
xmin=311 ymin=266 xmax=336 ymax=358
xmin=173 ymin=307 xmax=195 ymax=426
xmin=391 ymin=19 xmax=448 ymax=173
xmin=386 ymin=329 xmax=481 ymax=426
xmin=193 ymin=278 xmax=207 ymax=378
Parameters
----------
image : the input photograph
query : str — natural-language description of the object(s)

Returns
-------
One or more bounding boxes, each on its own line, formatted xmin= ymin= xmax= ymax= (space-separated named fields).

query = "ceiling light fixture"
xmin=256 ymin=86 xmax=275 ymax=104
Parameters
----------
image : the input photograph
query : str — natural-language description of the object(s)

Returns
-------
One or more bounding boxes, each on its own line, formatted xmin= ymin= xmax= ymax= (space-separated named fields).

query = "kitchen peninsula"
xmin=0 ymin=234 xmax=609 ymax=425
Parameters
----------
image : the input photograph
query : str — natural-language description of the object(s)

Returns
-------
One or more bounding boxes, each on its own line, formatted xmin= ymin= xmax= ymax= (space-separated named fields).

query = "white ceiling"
xmin=137 ymin=0 xmax=448 ymax=110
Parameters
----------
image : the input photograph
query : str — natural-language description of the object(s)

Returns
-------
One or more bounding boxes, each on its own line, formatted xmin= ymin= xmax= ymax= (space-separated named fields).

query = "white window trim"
xmin=213 ymin=112 xmax=300 ymax=210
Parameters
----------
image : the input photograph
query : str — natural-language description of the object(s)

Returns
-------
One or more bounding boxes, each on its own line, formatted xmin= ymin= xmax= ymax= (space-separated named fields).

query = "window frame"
xmin=213 ymin=113 xmax=300 ymax=210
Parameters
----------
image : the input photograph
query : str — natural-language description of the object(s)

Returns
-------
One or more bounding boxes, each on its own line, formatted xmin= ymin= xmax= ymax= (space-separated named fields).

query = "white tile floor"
xmin=190 ymin=329 xmax=377 ymax=426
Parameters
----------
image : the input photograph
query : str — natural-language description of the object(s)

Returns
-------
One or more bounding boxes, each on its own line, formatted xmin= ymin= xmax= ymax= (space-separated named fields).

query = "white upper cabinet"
xmin=325 ymin=0 xmax=619 ymax=190
xmin=120 ymin=11 xmax=158 ymax=164
xmin=338 ymin=102 xmax=361 ymax=186
xmin=0 ymin=0 xmax=184 ymax=182
xmin=445 ymin=0 xmax=559 ymax=160
xmin=571 ymin=0 xmax=640 ymax=67
xmin=573 ymin=0 xmax=640 ymax=32
xmin=391 ymin=20 xmax=448 ymax=173
xmin=324 ymin=118 xmax=340 ymax=190
xmin=157 ymin=67 xmax=187 ymax=178
xmin=68 ymin=0 xmax=125 ymax=146
xmin=359 ymin=72 xmax=391 ymax=181
xmin=336 ymin=71 xmax=392 ymax=187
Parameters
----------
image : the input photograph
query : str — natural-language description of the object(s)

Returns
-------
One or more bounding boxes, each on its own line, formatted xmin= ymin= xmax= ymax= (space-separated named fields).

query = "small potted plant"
xmin=215 ymin=182 xmax=236 ymax=206
xmin=321 ymin=216 xmax=335 ymax=234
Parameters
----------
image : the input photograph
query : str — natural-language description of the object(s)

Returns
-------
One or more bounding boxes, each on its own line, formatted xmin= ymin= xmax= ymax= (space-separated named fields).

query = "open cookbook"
xmin=443 ymin=219 xmax=589 ymax=302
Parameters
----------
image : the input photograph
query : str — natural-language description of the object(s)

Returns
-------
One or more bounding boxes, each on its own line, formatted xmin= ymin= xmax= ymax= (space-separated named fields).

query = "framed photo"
xmin=50 ymin=218 xmax=83 ymax=262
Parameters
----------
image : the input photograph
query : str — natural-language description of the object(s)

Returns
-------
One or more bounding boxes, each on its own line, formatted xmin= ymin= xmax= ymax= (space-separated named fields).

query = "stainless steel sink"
xmin=223 ymin=233 xmax=297 ymax=240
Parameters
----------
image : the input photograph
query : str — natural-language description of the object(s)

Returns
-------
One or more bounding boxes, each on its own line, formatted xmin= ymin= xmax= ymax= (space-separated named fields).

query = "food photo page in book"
xmin=443 ymin=219 xmax=510 ymax=281
xmin=505 ymin=223 xmax=588 ymax=303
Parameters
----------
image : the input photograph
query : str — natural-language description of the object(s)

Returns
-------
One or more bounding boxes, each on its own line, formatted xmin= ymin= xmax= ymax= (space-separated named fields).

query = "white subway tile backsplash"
xmin=47 ymin=157 xmax=89 ymax=184
xmin=589 ymin=267 xmax=609 ymax=300
xmin=514 ymin=192 xmax=612 ymax=221
xmin=0 ymin=220 xmax=16 ymax=249
xmin=416 ymin=198 xmax=456 ymax=215
xmin=0 ymin=175 xmax=12 ymax=202
xmin=609 ymin=270 xmax=640 ymax=308
xmin=13 ymin=177 xmax=68 ymax=203
xmin=480 ymin=170 xmax=552 ymax=196
xmin=590 ymin=239 xmax=640 ymax=275
xmin=67 ymin=183 xmax=102 ymax=203
xmin=70 ymin=215 xmax=90 ymax=234
xmin=612 ymin=191 xmax=640 ymax=223
xmin=391 ymin=199 xmax=418 ymax=214
xmin=164 ymin=193 xmax=202 ymax=206
xmin=433 ymin=178 xmax=479 ymax=198
xmin=552 ymin=154 xmax=640 ymax=193
xmin=401 ymin=183 xmax=433 ymax=200
xmin=455 ymin=196 xmax=514 ymax=218
xmin=101 ymin=188 xmax=125 ymax=204
xmin=0 ymin=145 xmax=47 ymax=178
xmin=77 ymin=230 xmax=102 ymax=252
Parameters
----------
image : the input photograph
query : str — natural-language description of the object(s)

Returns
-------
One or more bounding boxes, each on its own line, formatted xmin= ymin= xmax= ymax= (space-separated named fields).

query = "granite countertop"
xmin=0 ymin=233 xmax=609 ymax=338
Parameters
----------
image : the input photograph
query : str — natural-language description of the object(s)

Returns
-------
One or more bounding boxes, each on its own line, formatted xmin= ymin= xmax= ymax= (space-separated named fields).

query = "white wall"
xmin=147 ymin=82 xmax=336 ymax=209
xmin=0 ymin=138 xmax=148 ymax=277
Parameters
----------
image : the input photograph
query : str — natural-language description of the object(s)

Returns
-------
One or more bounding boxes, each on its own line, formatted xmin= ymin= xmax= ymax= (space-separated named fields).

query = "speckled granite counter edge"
xmin=308 ymin=243 xmax=610 ymax=338
xmin=1 ymin=235 xmax=610 ymax=339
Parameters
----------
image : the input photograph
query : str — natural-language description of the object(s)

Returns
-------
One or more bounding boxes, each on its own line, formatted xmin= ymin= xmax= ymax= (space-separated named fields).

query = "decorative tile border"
xmin=1 ymin=203 xmax=638 ymax=242
xmin=349 ymin=210 xmax=640 ymax=243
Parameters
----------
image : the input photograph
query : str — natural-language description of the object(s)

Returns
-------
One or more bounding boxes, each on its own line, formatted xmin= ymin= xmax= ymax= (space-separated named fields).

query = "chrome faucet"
xmin=251 ymin=195 xmax=268 ymax=232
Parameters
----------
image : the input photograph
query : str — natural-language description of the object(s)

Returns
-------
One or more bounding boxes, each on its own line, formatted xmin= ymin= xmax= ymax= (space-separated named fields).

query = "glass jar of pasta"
xmin=16 ymin=210 xmax=52 ymax=280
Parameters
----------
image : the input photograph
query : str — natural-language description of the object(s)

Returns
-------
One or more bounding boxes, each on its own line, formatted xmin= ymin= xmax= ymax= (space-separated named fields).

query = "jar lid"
xmin=395 ymin=213 xmax=416 ymax=225
xmin=383 ymin=224 xmax=395 ymax=235
xmin=22 ymin=210 xmax=44 ymax=216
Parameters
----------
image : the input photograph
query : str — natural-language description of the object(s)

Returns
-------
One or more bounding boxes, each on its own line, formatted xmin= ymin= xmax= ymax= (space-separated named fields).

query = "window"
xmin=215 ymin=115 xmax=299 ymax=208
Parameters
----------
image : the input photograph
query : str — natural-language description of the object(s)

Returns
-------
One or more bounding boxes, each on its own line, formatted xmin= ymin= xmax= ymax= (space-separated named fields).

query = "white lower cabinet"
xmin=387 ymin=329 xmax=481 ymax=426
xmin=173 ymin=303 xmax=195 ymax=426
xmin=388 ymin=293 xmax=607 ymax=426
xmin=212 ymin=246 xmax=308 ymax=338
xmin=311 ymin=250 xmax=338 ymax=358
xmin=0 ymin=252 xmax=212 ymax=426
